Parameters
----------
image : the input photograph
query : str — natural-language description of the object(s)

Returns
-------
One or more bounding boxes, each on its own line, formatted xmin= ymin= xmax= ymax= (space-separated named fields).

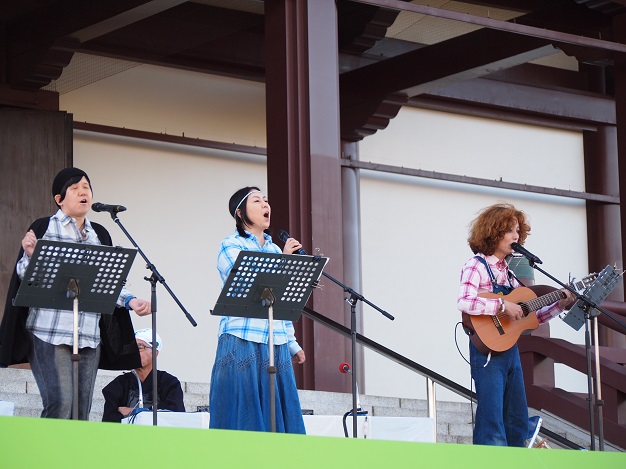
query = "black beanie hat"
xmin=51 ymin=167 xmax=91 ymax=199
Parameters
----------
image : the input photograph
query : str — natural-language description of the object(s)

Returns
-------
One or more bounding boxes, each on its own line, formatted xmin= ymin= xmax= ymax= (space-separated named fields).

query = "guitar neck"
xmin=523 ymin=290 xmax=565 ymax=313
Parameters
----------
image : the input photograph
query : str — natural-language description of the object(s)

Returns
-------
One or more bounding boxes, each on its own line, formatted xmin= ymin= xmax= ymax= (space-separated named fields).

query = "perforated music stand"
xmin=560 ymin=264 xmax=623 ymax=449
xmin=14 ymin=240 xmax=137 ymax=420
xmin=562 ymin=265 xmax=622 ymax=331
xmin=212 ymin=251 xmax=328 ymax=431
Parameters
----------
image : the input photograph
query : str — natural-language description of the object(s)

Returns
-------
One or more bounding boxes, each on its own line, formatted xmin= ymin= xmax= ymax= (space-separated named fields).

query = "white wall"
xmin=74 ymin=132 xmax=266 ymax=384
xmin=358 ymin=108 xmax=588 ymax=401
xmin=63 ymin=64 xmax=267 ymax=146
xmin=61 ymin=65 xmax=590 ymax=399
xmin=62 ymin=64 xmax=269 ymax=384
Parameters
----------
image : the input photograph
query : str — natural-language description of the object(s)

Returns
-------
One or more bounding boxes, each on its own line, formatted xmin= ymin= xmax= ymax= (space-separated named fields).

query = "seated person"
xmin=102 ymin=328 xmax=185 ymax=422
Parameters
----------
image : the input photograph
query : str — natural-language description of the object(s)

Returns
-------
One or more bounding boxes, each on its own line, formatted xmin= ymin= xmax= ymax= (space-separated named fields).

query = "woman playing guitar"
xmin=457 ymin=203 xmax=574 ymax=447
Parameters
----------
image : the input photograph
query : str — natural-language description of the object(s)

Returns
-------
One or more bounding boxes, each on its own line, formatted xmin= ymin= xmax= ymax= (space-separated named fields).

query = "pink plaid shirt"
xmin=457 ymin=254 xmax=562 ymax=324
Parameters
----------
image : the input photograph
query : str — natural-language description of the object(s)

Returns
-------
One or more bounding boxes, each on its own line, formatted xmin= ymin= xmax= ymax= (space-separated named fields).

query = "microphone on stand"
xmin=511 ymin=242 xmax=543 ymax=265
xmin=92 ymin=202 xmax=127 ymax=213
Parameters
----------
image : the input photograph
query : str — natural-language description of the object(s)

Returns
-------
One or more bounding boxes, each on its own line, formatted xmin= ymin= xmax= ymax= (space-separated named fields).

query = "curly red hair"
xmin=468 ymin=203 xmax=530 ymax=256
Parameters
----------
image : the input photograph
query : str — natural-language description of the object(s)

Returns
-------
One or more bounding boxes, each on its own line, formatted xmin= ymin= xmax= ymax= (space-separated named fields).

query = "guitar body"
xmin=462 ymin=286 xmax=549 ymax=354
xmin=461 ymin=275 xmax=596 ymax=354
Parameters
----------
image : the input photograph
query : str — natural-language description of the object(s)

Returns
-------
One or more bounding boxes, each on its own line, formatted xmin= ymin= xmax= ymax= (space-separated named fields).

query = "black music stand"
xmin=212 ymin=251 xmax=328 ymax=431
xmin=14 ymin=240 xmax=137 ymax=420
xmin=560 ymin=264 xmax=623 ymax=450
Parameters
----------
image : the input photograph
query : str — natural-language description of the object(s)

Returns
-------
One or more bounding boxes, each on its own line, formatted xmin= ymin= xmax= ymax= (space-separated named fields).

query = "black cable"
xmin=454 ymin=321 xmax=475 ymax=432
xmin=454 ymin=321 xmax=470 ymax=366
xmin=468 ymin=369 xmax=475 ymax=432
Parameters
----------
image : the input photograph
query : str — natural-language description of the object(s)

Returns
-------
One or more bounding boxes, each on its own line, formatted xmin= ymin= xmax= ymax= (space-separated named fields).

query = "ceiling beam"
xmin=79 ymin=3 xmax=265 ymax=81
xmin=427 ymin=76 xmax=616 ymax=125
xmin=336 ymin=0 xmax=403 ymax=54
xmin=339 ymin=0 xmax=621 ymax=140
xmin=355 ymin=0 xmax=626 ymax=52
xmin=339 ymin=28 xmax=559 ymax=139
xmin=68 ymin=0 xmax=188 ymax=43
xmin=4 ymin=0 xmax=182 ymax=89
xmin=6 ymin=0 xmax=162 ymax=57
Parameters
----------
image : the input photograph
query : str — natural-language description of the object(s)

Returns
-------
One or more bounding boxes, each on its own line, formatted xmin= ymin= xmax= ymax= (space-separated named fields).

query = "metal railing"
xmin=302 ymin=306 xmax=585 ymax=449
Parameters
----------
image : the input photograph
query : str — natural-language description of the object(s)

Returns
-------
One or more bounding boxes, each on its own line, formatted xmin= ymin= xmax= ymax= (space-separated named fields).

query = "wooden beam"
xmin=342 ymin=159 xmax=620 ymax=203
xmin=354 ymin=0 xmax=626 ymax=52
xmin=0 ymin=84 xmax=58 ymax=110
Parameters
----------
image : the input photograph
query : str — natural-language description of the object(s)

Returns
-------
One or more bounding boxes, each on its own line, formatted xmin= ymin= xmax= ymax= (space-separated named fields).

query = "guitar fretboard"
xmin=521 ymin=291 xmax=565 ymax=315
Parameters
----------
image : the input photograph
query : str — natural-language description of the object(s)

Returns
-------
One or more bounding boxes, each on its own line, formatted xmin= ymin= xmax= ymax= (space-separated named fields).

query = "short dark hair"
xmin=51 ymin=167 xmax=92 ymax=208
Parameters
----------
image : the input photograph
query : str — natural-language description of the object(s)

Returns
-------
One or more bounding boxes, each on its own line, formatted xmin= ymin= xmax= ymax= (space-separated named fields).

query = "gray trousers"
xmin=27 ymin=332 xmax=101 ymax=420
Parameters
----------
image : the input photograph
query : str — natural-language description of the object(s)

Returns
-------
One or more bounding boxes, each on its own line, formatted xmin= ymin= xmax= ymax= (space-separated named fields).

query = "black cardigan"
xmin=102 ymin=370 xmax=186 ymax=422
xmin=0 ymin=217 xmax=141 ymax=370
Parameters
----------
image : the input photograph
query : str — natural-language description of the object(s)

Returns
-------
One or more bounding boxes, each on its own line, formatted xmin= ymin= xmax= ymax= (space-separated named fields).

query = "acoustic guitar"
xmin=462 ymin=275 xmax=596 ymax=354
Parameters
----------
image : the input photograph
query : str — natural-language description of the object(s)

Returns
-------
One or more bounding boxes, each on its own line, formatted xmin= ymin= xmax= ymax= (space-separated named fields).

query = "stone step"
xmin=0 ymin=367 xmax=474 ymax=442
xmin=0 ymin=391 xmax=43 ymax=414
xmin=4 ymin=366 xmax=623 ymax=450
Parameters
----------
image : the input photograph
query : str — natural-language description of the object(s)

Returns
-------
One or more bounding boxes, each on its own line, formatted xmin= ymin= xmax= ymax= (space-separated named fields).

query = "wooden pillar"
xmin=0 ymin=110 xmax=72 ymax=327
xmin=584 ymin=125 xmax=625 ymax=347
xmin=265 ymin=0 xmax=348 ymax=391
xmin=607 ymin=13 xmax=626 ymax=346
xmin=614 ymin=15 xmax=626 ymax=283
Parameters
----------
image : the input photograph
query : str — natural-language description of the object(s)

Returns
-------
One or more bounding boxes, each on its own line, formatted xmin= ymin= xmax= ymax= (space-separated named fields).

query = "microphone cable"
xmin=454 ymin=321 xmax=470 ymax=366
xmin=454 ymin=321 xmax=476 ymax=434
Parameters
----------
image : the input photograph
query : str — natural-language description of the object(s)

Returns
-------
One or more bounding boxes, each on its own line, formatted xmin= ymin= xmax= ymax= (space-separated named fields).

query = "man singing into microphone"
xmin=0 ymin=167 xmax=151 ymax=420
xmin=208 ymin=186 xmax=306 ymax=433
xmin=457 ymin=203 xmax=574 ymax=447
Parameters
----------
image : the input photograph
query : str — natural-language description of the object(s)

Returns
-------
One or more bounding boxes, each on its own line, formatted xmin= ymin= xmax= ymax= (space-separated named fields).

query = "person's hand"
xmin=118 ymin=406 xmax=135 ymax=417
xmin=282 ymin=237 xmax=303 ymax=255
xmin=129 ymin=298 xmax=152 ymax=316
xmin=21 ymin=230 xmax=38 ymax=258
xmin=558 ymin=288 xmax=576 ymax=310
xmin=292 ymin=350 xmax=305 ymax=365
xmin=502 ymin=300 xmax=525 ymax=321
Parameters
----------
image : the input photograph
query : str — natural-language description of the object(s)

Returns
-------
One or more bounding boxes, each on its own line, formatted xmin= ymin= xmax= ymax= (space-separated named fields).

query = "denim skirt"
xmin=209 ymin=333 xmax=306 ymax=434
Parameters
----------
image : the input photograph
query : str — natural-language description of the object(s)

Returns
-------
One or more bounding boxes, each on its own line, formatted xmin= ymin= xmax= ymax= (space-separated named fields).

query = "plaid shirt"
xmin=457 ymin=253 xmax=562 ymax=324
xmin=16 ymin=210 xmax=134 ymax=348
xmin=216 ymin=230 xmax=301 ymax=356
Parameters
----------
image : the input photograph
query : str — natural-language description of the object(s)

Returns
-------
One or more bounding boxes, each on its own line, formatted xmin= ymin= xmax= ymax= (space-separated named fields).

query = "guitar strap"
xmin=464 ymin=257 xmax=521 ymax=363
xmin=507 ymin=269 xmax=526 ymax=288
xmin=473 ymin=256 xmax=515 ymax=295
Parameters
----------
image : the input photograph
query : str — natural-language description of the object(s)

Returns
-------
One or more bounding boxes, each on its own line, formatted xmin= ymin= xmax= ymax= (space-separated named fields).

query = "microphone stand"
xmin=107 ymin=211 xmax=197 ymax=425
xmin=320 ymin=270 xmax=394 ymax=438
xmin=525 ymin=259 xmax=626 ymax=450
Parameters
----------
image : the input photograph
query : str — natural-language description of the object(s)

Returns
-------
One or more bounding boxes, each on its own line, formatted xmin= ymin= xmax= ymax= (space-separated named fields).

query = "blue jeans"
xmin=209 ymin=334 xmax=305 ymax=433
xmin=27 ymin=332 xmax=101 ymax=420
xmin=470 ymin=341 xmax=528 ymax=447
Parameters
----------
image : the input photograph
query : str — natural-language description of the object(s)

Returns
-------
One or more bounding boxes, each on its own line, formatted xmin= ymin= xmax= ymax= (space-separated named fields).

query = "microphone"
xmin=510 ymin=242 xmax=542 ymax=265
xmin=339 ymin=362 xmax=351 ymax=374
xmin=277 ymin=229 xmax=307 ymax=255
xmin=91 ymin=202 xmax=127 ymax=213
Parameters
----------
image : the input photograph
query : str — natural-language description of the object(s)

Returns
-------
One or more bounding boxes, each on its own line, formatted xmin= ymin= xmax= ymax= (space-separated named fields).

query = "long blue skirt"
xmin=209 ymin=334 xmax=306 ymax=434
